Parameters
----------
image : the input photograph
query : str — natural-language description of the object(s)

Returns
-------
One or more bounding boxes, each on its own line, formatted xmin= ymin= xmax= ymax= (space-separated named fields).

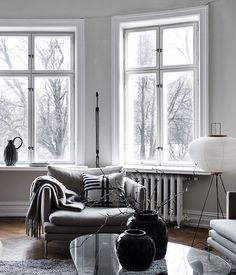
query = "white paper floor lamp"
xmin=189 ymin=123 xmax=236 ymax=246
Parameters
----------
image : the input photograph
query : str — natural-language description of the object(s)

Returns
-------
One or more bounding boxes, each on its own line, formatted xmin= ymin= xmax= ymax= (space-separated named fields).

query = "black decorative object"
xmin=4 ymin=136 xmax=23 ymax=166
xmin=116 ymin=229 xmax=155 ymax=271
xmin=95 ymin=92 xmax=99 ymax=168
xmin=126 ymin=210 xmax=168 ymax=260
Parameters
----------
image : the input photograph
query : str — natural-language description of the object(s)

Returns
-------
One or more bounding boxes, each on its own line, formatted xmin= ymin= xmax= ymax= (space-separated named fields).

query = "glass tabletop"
xmin=70 ymin=233 xmax=231 ymax=275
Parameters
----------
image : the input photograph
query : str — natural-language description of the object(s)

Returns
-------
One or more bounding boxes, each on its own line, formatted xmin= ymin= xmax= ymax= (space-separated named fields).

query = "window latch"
xmin=28 ymin=146 xmax=34 ymax=150
xmin=156 ymin=48 xmax=163 ymax=53
xmin=157 ymin=146 xmax=163 ymax=150
xmin=28 ymin=54 xmax=34 ymax=58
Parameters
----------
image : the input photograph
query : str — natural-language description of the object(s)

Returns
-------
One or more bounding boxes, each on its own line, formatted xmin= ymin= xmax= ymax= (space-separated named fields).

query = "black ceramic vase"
xmin=126 ymin=210 xmax=168 ymax=260
xmin=116 ymin=229 xmax=155 ymax=271
xmin=4 ymin=137 xmax=23 ymax=166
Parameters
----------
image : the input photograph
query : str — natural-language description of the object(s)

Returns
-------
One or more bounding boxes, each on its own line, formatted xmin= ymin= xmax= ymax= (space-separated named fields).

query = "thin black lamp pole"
xmin=191 ymin=173 xmax=227 ymax=247
xmin=95 ymin=92 xmax=99 ymax=168
xmin=95 ymin=92 xmax=99 ymax=275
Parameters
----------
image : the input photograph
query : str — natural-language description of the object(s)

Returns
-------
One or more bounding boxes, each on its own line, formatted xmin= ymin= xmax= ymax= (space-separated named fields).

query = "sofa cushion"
xmin=207 ymin=236 xmax=236 ymax=263
xmin=82 ymin=172 xmax=127 ymax=207
xmin=49 ymin=207 xmax=134 ymax=227
xmin=210 ymin=219 xmax=236 ymax=243
xmin=209 ymin=229 xmax=236 ymax=254
xmin=47 ymin=165 xmax=122 ymax=198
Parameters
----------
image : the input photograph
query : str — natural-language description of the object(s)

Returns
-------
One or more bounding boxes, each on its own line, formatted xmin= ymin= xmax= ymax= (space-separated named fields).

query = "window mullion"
xmin=28 ymin=33 xmax=34 ymax=164
xmin=28 ymin=76 xmax=34 ymax=163
xmin=158 ymin=70 xmax=163 ymax=166
xmin=69 ymin=75 xmax=75 ymax=164
xmin=156 ymin=26 xmax=162 ymax=166
xmin=193 ymin=67 xmax=199 ymax=140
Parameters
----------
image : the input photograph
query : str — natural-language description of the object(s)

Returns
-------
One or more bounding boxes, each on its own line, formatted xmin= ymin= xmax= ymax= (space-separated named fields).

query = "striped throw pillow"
xmin=82 ymin=172 xmax=127 ymax=207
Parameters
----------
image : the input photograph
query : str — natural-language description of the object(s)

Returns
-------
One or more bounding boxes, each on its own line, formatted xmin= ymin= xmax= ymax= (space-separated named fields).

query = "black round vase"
xmin=116 ymin=229 xmax=155 ymax=271
xmin=126 ymin=210 xmax=168 ymax=260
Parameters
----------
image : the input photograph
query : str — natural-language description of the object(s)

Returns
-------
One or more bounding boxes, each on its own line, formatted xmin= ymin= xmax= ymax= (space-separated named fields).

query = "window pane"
xmin=126 ymin=30 xmax=156 ymax=68
xmin=0 ymin=77 xmax=28 ymax=162
xmin=34 ymin=36 xmax=71 ymax=70
xmin=0 ymin=36 xmax=28 ymax=70
xmin=163 ymin=71 xmax=194 ymax=162
xmin=126 ymin=73 xmax=157 ymax=162
xmin=34 ymin=77 xmax=71 ymax=162
xmin=162 ymin=26 xmax=194 ymax=66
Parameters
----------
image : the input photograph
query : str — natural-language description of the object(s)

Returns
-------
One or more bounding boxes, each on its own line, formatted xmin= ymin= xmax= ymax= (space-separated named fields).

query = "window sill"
xmin=0 ymin=164 xmax=87 ymax=172
xmin=123 ymin=164 xmax=211 ymax=175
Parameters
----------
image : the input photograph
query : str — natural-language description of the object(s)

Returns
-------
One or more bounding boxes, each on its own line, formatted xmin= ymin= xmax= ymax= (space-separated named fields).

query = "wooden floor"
xmin=0 ymin=218 xmax=209 ymax=261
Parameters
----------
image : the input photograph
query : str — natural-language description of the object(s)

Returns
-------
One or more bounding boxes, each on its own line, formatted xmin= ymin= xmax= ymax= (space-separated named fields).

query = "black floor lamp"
xmin=188 ymin=123 xmax=236 ymax=247
xmin=95 ymin=92 xmax=99 ymax=168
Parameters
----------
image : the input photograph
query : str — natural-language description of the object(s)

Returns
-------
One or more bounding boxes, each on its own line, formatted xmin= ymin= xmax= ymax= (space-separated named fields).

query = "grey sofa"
xmin=207 ymin=191 xmax=236 ymax=262
xmin=41 ymin=165 xmax=145 ymax=258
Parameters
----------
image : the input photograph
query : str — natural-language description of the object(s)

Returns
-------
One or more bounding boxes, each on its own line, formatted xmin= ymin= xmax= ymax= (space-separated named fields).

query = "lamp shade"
xmin=189 ymin=136 xmax=236 ymax=173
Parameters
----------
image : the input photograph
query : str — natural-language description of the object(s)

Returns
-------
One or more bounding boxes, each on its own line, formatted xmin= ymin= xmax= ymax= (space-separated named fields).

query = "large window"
xmin=125 ymin=24 xmax=197 ymax=165
xmin=0 ymin=32 xmax=75 ymax=163
xmin=111 ymin=7 xmax=208 ymax=167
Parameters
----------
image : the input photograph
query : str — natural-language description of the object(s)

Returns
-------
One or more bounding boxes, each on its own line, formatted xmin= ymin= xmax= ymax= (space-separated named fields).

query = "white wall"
xmin=0 ymin=0 xmax=236 ymax=223
xmin=0 ymin=0 xmax=210 ymax=18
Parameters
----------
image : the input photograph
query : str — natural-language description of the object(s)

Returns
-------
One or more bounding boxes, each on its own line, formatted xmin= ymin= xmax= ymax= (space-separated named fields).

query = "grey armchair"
xmin=41 ymin=165 xmax=145 ymax=258
xmin=207 ymin=191 xmax=236 ymax=262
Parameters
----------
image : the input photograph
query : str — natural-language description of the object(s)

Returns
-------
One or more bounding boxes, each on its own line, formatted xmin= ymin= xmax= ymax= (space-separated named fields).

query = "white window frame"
xmin=0 ymin=19 xmax=85 ymax=165
xmin=111 ymin=6 xmax=209 ymax=168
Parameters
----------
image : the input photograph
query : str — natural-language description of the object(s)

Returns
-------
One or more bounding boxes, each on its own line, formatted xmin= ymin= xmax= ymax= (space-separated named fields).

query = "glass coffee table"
xmin=70 ymin=233 xmax=231 ymax=275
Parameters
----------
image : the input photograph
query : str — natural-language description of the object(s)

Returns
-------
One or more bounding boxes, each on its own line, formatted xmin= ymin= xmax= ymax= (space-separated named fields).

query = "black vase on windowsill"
xmin=4 ymin=137 xmax=23 ymax=166
xmin=126 ymin=210 xmax=168 ymax=260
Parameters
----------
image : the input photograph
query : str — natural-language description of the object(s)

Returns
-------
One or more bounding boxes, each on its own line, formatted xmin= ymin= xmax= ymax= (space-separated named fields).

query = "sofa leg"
xmin=45 ymin=240 xmax=48 ymax=259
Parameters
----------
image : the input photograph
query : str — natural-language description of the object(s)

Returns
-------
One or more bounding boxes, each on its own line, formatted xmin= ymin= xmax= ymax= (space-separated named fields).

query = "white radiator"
xmin=127 ymin=172 xmax=185 ymax=228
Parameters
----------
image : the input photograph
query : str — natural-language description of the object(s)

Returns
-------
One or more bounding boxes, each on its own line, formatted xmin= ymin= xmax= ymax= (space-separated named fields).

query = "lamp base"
xmin=191 ymin=173 xmax=226 ymax=247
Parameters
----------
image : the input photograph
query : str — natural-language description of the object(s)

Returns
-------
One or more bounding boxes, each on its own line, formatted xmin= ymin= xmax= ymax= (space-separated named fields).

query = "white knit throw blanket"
xmin=25 ymin=175 xmax=85 ymax=239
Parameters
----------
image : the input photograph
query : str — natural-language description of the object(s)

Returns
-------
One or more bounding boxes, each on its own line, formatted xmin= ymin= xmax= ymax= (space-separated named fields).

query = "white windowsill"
xmin=0 ymin=165 xmax=48 ymax=171
xmin=0 ymin=164 xmax=87 ymax=172
xmin=124 ymin=165 xmax=210 ymax=175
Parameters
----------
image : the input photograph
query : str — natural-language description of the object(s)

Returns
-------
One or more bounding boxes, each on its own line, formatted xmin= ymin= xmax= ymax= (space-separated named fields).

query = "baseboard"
xmin=0 ymin=201 xmax=29 ymax=217
xmin=182 ymin=209 xmax=226 ymax=229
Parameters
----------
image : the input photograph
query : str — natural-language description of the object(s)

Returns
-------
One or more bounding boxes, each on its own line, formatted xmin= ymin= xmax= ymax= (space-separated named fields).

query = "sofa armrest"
xmin=226 ymin=191 xmax=236 ymax=219
xmin=124 ymin=177 xmax=146 ymax=211
xmin=41 ymin=187 xmax=52 ymax=224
